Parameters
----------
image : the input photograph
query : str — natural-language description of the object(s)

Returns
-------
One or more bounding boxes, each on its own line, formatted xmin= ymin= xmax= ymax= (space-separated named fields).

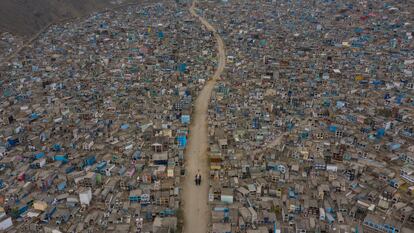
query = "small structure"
xmin=79 ymin=188 xmax=92 ymax=206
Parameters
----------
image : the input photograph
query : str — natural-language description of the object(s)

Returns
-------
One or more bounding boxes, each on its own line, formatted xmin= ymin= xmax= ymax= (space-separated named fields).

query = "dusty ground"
xmin=181 ymin=1 xmax=226 ymax=233
xmin=0 ymin=0 xmax=137 ymax=37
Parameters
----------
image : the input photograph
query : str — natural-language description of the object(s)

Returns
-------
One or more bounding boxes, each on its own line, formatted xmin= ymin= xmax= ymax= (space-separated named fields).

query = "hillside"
xmin=0 ymin=0 xmax=133 ymax=36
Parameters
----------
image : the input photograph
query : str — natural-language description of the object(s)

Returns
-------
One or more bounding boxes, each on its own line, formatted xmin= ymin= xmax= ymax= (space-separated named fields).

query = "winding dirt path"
xmin=182 ymin=1 xmax=226 ymax=233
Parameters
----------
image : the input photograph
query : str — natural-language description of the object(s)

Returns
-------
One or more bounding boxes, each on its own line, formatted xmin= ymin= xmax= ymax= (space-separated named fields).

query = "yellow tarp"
xmin=355 ymin=75 xmax=364 ymax=81
xmin=210 ymin=165 xmax=221 ymax=170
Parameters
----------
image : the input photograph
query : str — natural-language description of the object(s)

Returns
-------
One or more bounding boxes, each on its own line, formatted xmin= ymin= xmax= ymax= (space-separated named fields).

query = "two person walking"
xmin=195 ymin=170 xmax=202 ymax=186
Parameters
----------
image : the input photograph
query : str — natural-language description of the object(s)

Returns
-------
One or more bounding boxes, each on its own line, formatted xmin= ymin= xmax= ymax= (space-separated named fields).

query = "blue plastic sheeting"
xmin=395 ymin=95 xmax=403 ymax=104
xmin=133 ymin=150 xmax=142 ymax=160
xmin=30 ymin=113 xmax=40 ymax=120
xmin=53 ymin=144 xmax=61 ymax=152
xmin=329 ymin=125 xmax=337 ymax=132
xmin=326 ymin=213 xmax=335 ymax=224
xmin=402 ymin=128 xmax=413 ymax=137
xmin=96 ymin=161 xmax=107 ymax=171
xmin=336 ymin=101 xmax=346 ymax=108
xmin=323 ymin=100 xmax=331 ymax=107
xmin=345 ymin=115 xmax=355 ymax=123
xmin=300 ymin=131 xmax=309 ymax=139
xmin=158 ymin=31 xmax=164 ymax=39
xmin=85 ymin=156 xmax=96 ymax=166
xmin=371 ymin=80 xmax=383 ymax=86
xmin=33 ymin=152 xmax=44 ymax=160
xmin=99 ymin=22 xmax=109 ymax=29
xmin=214 ymin=207 xmax=229 ymax=212
xmin=266 ymin=162 xmax=279 ymax=171
xmin=287 ymin=122 xmax=294 ymax=131
xmin=7 ymin=138 xmax=19 ymax=147
xmin=121 ymin=124 xmax=130 ymax=130
xmin=389 ymin=143 xmax=401 ymax=151
xmin=376 ymin=128 xmax=385 ymax=138
xmin=252 ymin=118 xmax=260 ymax=129
xmin=354 ymin=27 xmax=363 ymax=33
xmin=65 ymin=166 xmax=75 ymax=174
xmin=179 ymin=63 xmax=187 ymax=73
xmin=181 ymin=115 xmax=190 ymax=124
xmin=178 ymin=135 xmax=187 ymax=149
xmin=57 ymin=181 xmax=66 ymax=191
xmin=54 ymin=154 xmax=68 ymax=162
xmin=215 ymin=106 xmax=222 ymax=114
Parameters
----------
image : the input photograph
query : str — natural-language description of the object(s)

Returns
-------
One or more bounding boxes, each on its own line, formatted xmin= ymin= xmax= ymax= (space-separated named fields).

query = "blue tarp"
xmin=178 ymin=135 xmax=187 ymax=149
xmin=402 ymin=128 xmax=413 ymax=137
xmin=326 ymin=213 xmax=335 ymax=224
xmin=395 ymin=95 xmax=403 ymax=104
xmin=158 ymin=31 xmax=164 ymax=39
xmin=85 ymin=156 xmax=96 ymax=166
xmin=214 ymin=207 xmax=229 ymax=212
xmin=133 ymin=150 xmax=142 ymax=160
xmin=65 ymin=166 xmax=75 ymax=174
xmin=323 ymin=100 xmax=331 ymax=107
xmin=179 ymin=63 xmax=187 ymax=73
xmin=376 ymin=128 xmax=385 ymax=138
xmin=96 ymin=161 xmax=107 ymax=171
xmin=53 ymin=144 xmax=61 ymax=152
xmin=267 ymin=162 xmax=278 ymax=171
xmin=7 ymin=138 xmax=19 ymax=147
xmin=336 ymin=101 xmax=345 ymax=109
xmin=54 ymin=154 xmax=68 ymax=163
xmin=300 ymin=131 xmax=309 ymax=139
xmin=181 ymin=115 xmax=190 ymax=124
xmin=389 ymin=143 xmax=401 ymax=151
xmin=57 ymin=181 xmax=66 ymax=191
xmin=252 ymin=118 xmax=260 ymax=129
xmin=354 ymin=27 xmax=363 ymax=33
xmin=121 ymin=124 xmax=130 ymax=130
xmin=287 ymin=122 xmax=294 ymax=131
xmin=288 ymin=190 xmax=296 ymax=199
xmin=371 ymin=80 xmax=383 ymax=86
xmin=29 ymin=113 xmax=40 ymax=120
xmin=34 ymin=152 xmax=45 ymax=160
xmin=99 ymin=22 xmax=109 ymax=29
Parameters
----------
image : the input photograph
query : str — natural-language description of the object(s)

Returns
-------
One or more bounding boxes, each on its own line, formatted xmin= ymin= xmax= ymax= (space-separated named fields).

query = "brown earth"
xmin=0 ymin=0 xmax=134 ymax=36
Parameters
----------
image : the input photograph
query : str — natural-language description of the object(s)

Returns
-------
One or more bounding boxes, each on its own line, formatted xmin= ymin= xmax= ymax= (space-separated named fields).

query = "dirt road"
xmin=182 ymin=1 xmax=226 ymax=233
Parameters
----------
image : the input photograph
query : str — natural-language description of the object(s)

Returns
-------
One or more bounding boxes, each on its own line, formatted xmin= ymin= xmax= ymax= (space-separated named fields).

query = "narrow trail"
xmin=182 ymin=1 xmax=226 ymax=233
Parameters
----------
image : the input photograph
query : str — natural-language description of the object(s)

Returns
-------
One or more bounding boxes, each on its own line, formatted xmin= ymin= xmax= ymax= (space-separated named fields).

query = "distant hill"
xmin=0 ymin=0 xmax=134 ymax=36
